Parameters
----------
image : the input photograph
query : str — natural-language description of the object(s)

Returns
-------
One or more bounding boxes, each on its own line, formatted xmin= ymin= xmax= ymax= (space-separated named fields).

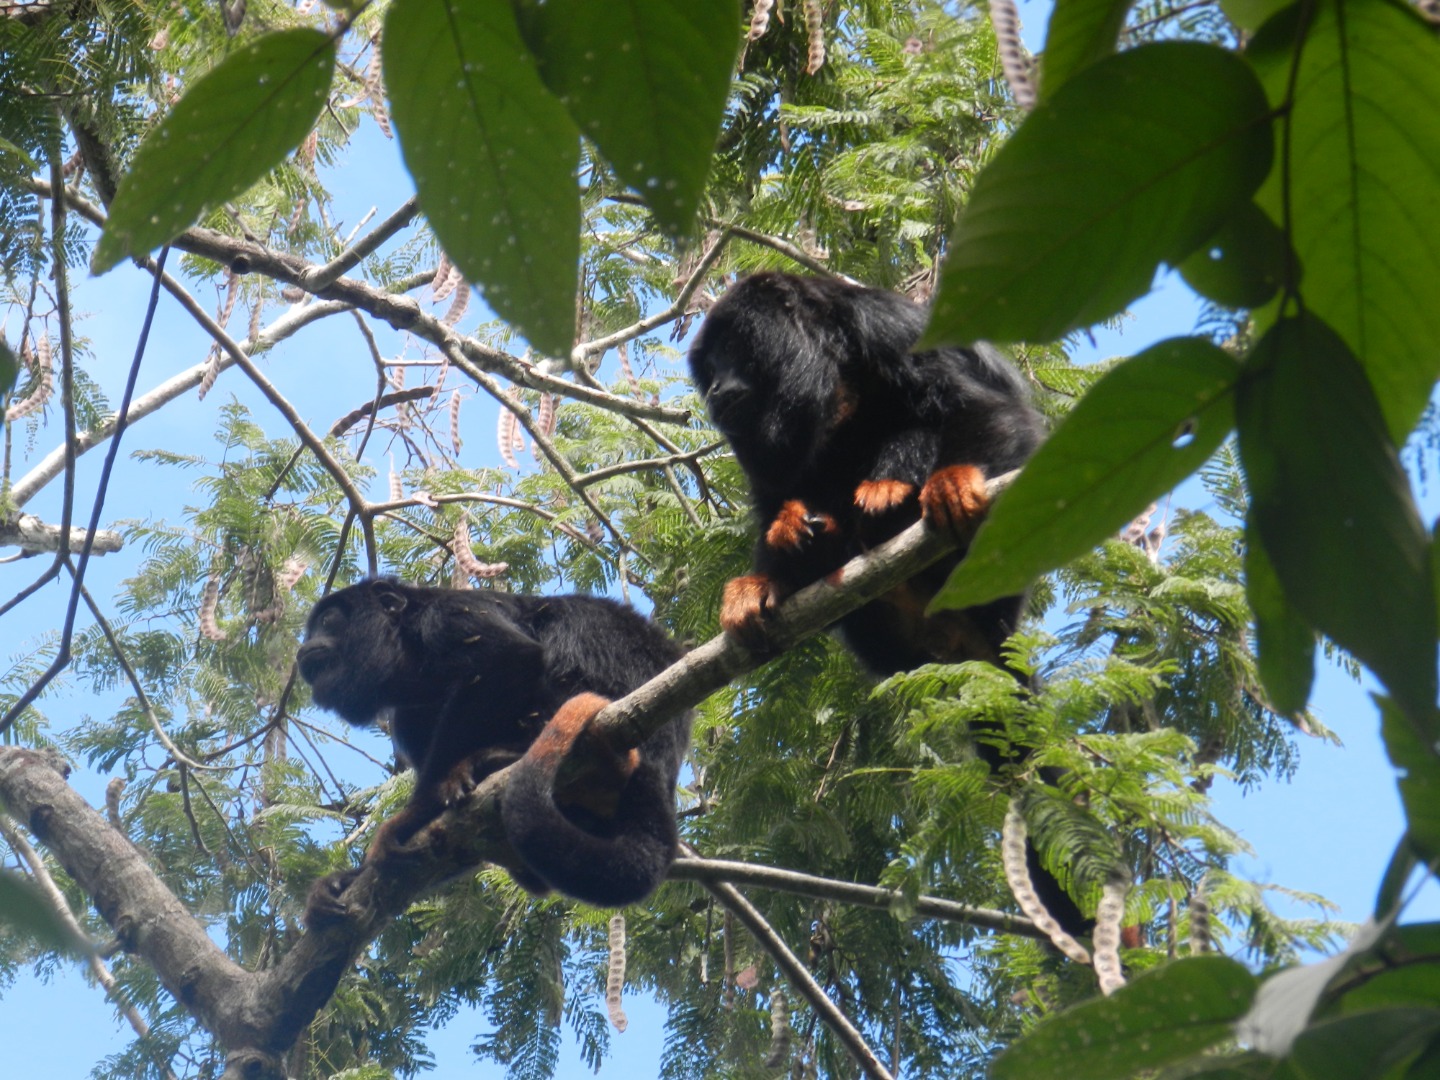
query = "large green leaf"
xmin=933 ymin=337 xmax=1236 ymax=611
xmin=1379 ymin=696 xmax=1440 ymax=861
xmin=384 ymin=0 xmax=580 ymax=355
xmin=1288 ymin=1008 xmax=1440 ymax=1080
xmin=1039 ymin=0 xmax=1129 ymax=98
xmin=1244 ymin=521 xmax=1315 ymax=717
xmin=1249 ymin=0 xmax=1440 ymax=441
xmin=925 ymin=42 xmax=1273 ymax=347
xmin=517 ymin=0 xmax=740 ymax=237
xmin=1236 ymin=315 xmax=1436 ymax=729
xmin=94 ymin=30 xmax=335 ymax=273
xmin=991 ymin=956 xmax=1256 ymax=1080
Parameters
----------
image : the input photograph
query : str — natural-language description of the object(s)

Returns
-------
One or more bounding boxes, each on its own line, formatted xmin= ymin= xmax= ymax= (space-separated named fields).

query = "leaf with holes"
xmin=924 ymin=42 xmax=1272 ymax=347
xmin=385 ymin=0 xmax=580 ymax=355
xmin=517 ymin=0 xmax=740 ymax=237
xmin=1179 ymin=202 xmax=1289 ymax=309
xmin=94 ymin=30 xmax=335 ymax=273
xmin=933 ymin=337 xmax=1237 ymax=611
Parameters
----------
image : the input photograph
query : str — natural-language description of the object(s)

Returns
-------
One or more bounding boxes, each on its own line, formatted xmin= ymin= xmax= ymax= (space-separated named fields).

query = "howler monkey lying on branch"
xmin=689 ymin=272 xmax=1090 ymax=935
xmin=298 ymin=580 xmax=691 ymax=912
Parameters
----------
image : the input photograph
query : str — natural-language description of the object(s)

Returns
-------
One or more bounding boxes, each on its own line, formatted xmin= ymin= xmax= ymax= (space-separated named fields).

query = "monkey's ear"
xmin=374 ymin=582 xmax=408 ymax=615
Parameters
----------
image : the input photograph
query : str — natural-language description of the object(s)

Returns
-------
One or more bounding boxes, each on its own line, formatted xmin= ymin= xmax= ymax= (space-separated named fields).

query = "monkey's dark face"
xmin=688 ymin=276 xmax=847 ymax=484
xmin=298 ymin=583 xmax=410 ymax=727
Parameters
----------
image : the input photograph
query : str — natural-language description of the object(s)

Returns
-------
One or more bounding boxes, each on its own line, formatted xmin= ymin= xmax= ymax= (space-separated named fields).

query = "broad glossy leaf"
xmin=991 ymin=956 xmax=1256 ymax=1080
xmin=1249 ymin=0 xmax=1440 ymax=440
xmin=1179 ymin=202 xmax=1289 ymax=309
xmin=933 ymin=337 xmax=1237 ymax=611
xmin=518 ymin=0 xmax=740 ymax=237
xmin=384 ymin=0 xmax=580 ymax=355
xmin=1236 ymin=315 xmax=1436 ymax=728
xmin=926 ymin=42 xmax=1273 ymax=347
xmin=1039 ymin=0 xmax=1129 ymax=98
xmin=94 ymin=30 xmax=334 ymax=273
xmin=1244 ymin=521 xmax=1315 ymax=716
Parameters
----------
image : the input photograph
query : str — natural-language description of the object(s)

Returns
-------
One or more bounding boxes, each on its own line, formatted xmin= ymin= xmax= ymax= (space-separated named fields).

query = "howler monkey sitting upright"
xmin=688 ymin=271 xmax=1045 ymax=673
xmin=689 ymin=273 xmax=1090 ymax=935
xmin=297 ymin=579 xmax=690 ymax=910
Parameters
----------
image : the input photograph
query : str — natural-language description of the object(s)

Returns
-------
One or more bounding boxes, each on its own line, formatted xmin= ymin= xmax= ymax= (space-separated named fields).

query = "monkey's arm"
xmin=500 ymin=692 xmax=687 ymax=907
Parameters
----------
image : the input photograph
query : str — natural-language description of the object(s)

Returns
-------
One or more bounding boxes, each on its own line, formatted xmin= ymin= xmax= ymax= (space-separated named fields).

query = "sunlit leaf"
xmin=991 ymin=956 xmax=1256 ymax=1080
xmin=926 ymin=42 xmax=1273 ymax=346
xmin=1249 ymin=0 xmax=1440 ymax=440
xmin=384 ymin=0 xmax=580 ymax=355
xmin=1236 ymin=314 xmax=1436 ymax=728
xmin=94 ymin=30 xmax=335 ymax=273
xmin=934 ymin=337 xmax=1236 ymax=611
xmin=518 ymin=0 xmax=741 ymax=237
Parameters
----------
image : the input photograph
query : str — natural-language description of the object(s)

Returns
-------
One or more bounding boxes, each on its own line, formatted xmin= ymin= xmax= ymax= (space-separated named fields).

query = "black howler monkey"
xmin=689 ymin=273 xmax=1090 ymax=935
xmin=297 ymin=579 xmax=690 ymax=910
xmin=688 ymin=271 xmax=1045 ymax=673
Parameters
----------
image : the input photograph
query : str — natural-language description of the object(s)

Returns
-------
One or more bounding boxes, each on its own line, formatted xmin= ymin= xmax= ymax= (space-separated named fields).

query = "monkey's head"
xmin=688 ymin=273 xmax=853 ymax=486
xmin=299 ymin=580 xmax=549 ymax=735
xmin=298 ymin=580 xmax=413 ymax=727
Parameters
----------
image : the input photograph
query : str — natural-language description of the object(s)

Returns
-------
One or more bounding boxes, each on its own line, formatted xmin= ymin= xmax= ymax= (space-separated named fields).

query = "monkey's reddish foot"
xmin=920 ymin=464 xmax=988 ymax=534
xmin=720 ymin=574 xmax=782 ymax=650
xmin=854 ymin=478 xmax=915 ymax=515
xmin=765 ymin=500 xmax=836 ymax=551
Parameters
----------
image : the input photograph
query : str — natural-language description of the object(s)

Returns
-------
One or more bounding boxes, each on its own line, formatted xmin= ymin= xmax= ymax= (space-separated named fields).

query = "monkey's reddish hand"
xmin=523 ymin=692 xmax=638 ymax=819
xmin=720 ymin=574 xmax=782 ymax=650
xmin=765 ymin=500 xmax=837 ymax=552
xmin=854 ymin=479 xmax=915 ymax=515
xmin=919 ymin=464 xmax=988 ymax=535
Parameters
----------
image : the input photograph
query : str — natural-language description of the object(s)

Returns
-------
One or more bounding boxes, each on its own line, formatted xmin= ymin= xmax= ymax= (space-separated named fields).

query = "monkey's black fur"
xmin=690 ymin=273 xmax=1090 ymax=936
xmin=688 ymin=271 xmax=1045 ymax=672
xmin=298 ymin=579 xmax=690 ymax=908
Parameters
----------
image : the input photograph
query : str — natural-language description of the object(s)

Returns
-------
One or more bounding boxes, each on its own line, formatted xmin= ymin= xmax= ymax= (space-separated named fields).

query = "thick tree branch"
xmin=593 ymin=469 xmax=1020 ymax=753
xmin=0 ymin=514 xmax=123 ymax=555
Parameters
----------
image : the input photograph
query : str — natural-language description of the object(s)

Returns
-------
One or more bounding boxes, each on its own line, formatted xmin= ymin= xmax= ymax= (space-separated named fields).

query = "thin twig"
xmin=681 ymin=848 xmax=893 ymax=1080
xmin=669 ymin=856 xmax=1044 ymax=938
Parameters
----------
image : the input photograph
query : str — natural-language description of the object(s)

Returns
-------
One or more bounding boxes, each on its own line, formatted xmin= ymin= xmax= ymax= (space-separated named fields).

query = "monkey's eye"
xmin=318 ymin=609 xmax=346 ymax=635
